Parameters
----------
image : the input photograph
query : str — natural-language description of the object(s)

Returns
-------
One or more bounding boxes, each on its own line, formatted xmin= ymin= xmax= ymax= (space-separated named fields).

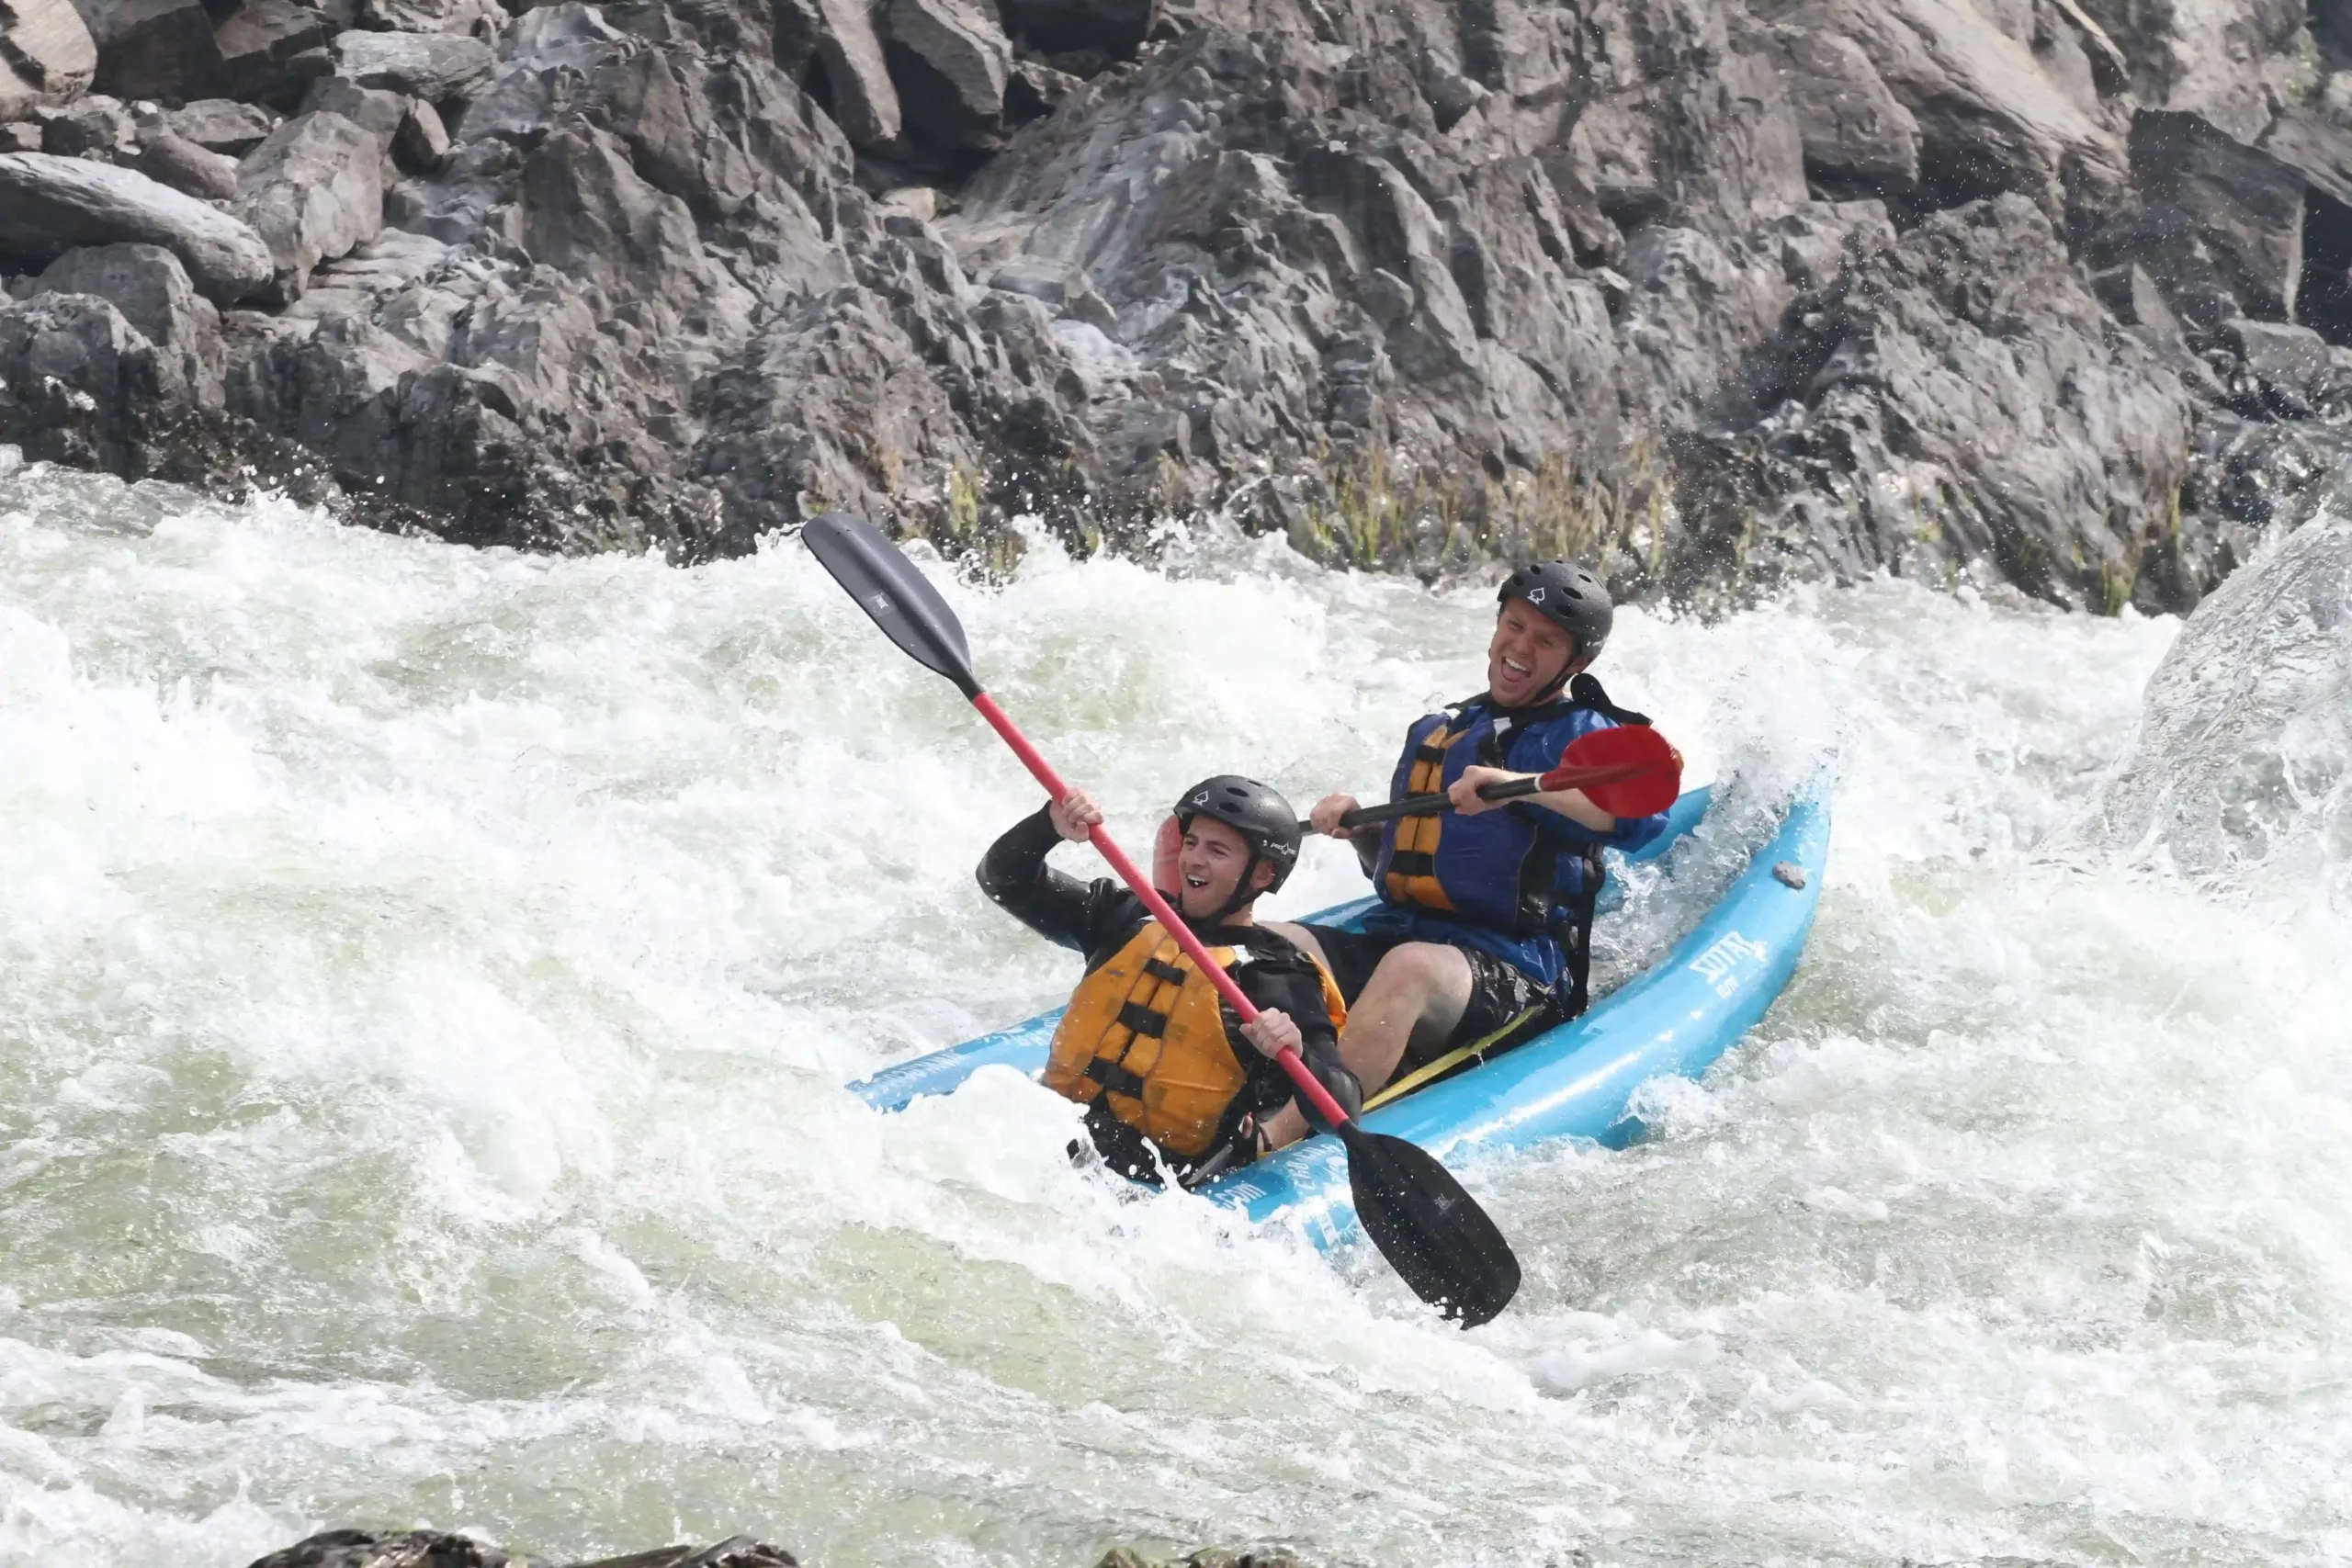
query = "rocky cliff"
xmin=3 ymin=0 xmax=2351 ymax=606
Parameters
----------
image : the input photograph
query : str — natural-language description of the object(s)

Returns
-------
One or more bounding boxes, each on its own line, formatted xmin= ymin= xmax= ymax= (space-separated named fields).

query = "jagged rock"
xmin=300 ymin=73 xmax=410 ymax=148
xmin=395 ymin=93 xmax=447 ymax=169
xmin=1677 ymin=194 xmax=2194 ymax=610
xmin=133 ymin=128 xmax=241 ymax=197
xmin=2260 ymin=107 xmax=2352 ymax=209
xmin=0 ymin=118 xmax=38 ymax=147
xmin=169 ymin=97 xmax=276 ymax=154
xmin=0 ymin=150 xmax=270 ymax=298
xmin=358 ymin=0 xmax=504 ymax=38
xmin=1758 ymin=20 xmax=1919 ymax=197
xmin=331 ymin=28 xmax=491 ymax=97
xmin=2086 ymin=0 xmax=2306 ymax=145
xmin=243 ymin=1531 xmax=518 ymax=1568
xmin=2115 ymin=109 xmax=2307 ymax=326
xmin=2220 ymin=318 xmax=2335 ymax=413
xmin=33 ymin=239 xmax=221 ymax=400
xmin=64 ymin=0 xmax=218 ymax=103
xmin=996 ymin=0 xmax=1150 ymax=56
xmin=773 ymin=0 xmax=899 ymax=146
xmin=1004 ymin=55 xmax=1080 ymax=121
xmin=213 ymin=0 xmax=335 ymax=106
xmin=235 ymin=108 xmax=383 ymax=299
xmin=1762 ymin=0 xmax=2125 ymax=224
xmin=885 ymin=0 xmax=1010 ymax=148
xmin=566 ymin=1538 xmax=798 ymax=1568
xmin=1 ymin=0 xmax=97 ymax=119
xmin=38 ymin=88 xmax=130 ymax=154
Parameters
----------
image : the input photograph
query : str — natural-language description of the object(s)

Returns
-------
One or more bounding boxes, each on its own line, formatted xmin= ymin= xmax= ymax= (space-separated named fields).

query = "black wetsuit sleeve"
xmin=1233 ymin=948 xmax=1363 ymax=1131
xmin=976 ymin=807 xmax=1145 ymax=966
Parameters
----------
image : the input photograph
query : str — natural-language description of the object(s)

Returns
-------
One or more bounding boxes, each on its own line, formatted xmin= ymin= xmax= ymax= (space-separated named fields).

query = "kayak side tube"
xmin=847 ymin=784 xmax=1715 ymax=1114
xmin=1195 ymin=772 xmax=1831 ymax=1249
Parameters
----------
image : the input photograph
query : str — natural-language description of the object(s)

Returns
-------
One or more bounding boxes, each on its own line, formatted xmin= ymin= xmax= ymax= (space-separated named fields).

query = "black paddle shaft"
xmin=799 ymin=510 xmax=1524 ymax=1329
xmin=1309 ymin=777 xmax=1545 ymax=834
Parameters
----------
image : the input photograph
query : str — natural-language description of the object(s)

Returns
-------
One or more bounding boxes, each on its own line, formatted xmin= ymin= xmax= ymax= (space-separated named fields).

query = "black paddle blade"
xmin=1340 ymin=1123 xmax=1521 ymax=1327
xmin=801 ymin=512 xmax=982 ymax=698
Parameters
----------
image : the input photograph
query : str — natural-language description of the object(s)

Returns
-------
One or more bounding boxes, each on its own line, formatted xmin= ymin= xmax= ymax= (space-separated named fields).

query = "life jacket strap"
xmin=1141 ymin=957 xmax=1189 ymax=986
xmin=1085 ymin=1057 xmax=1150 ymax=1100
xmin=1114 ymin=1000 xmax=1169 ymax=1038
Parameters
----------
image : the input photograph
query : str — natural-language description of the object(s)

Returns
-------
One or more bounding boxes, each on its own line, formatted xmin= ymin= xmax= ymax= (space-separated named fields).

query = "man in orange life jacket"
xmin=977 ymin=775 xmax=1363 ymax=1184
xmin=1259 ymin=562 xmax=1670 ymax=1141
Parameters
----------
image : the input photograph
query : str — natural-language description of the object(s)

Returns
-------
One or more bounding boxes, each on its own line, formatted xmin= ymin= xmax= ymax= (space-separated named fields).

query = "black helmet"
xmin=1174 ymin=775 xmax=1302 ymax=911
xmin=1498 ymin=560 xmax=1612 ymax=666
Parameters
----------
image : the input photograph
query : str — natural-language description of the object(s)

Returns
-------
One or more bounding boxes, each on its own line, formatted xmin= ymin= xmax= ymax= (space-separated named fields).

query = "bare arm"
xmin=1447 ymin=765 xmax=1617 ymax=833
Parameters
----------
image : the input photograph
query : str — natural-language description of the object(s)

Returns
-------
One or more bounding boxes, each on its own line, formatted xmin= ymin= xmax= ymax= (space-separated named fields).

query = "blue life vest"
xmin=1366 ymin=674 xmax=1665 ymax=998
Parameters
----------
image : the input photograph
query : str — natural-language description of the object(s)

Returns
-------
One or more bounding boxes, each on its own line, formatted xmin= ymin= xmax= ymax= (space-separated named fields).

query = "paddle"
xmin=802 ymin=513 xmax=1521 ymax=1328
xmin=1323 ymin=726 xmax=1683 ymax=832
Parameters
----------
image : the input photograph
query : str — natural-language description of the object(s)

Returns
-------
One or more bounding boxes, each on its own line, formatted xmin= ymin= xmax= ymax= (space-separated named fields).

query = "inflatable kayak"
xmin=852 ymin=773 xmax=1830 ymax=1248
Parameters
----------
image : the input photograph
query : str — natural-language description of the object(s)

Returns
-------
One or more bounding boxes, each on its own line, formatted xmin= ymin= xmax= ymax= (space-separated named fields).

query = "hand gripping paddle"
xmin=803 ymin=513 xmax=1521 ymax=1328
xmin=1321 ymin=725 xmax=1683 ymax=832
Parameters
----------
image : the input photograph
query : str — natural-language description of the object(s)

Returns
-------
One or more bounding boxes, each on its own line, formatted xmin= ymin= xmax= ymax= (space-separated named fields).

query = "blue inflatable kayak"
xmin=852 ymin=774 xmax=1830 ymax=1248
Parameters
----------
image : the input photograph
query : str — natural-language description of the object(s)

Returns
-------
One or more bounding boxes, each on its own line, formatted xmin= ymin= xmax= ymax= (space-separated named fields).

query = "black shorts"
xmin=1298 ymin=924 xmax=1552 ymax=1065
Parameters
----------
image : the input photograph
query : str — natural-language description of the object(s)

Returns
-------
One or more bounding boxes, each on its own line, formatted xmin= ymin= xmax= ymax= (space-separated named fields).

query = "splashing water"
xmin=3 ymin=462 xmax=2349 ymax=1568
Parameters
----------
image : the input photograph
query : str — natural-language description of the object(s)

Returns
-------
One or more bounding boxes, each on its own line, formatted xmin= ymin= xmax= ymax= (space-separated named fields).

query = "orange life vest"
xmin=1043 ymin=923 xmax=1347 ymax=1161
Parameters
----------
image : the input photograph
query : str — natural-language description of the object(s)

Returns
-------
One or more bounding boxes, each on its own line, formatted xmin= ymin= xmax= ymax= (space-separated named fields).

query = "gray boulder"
xmin=1 ymin=0 xmax=96 ymax=119
xmin=2077 ymin=503 xmax=2352 ymax=907
xmin=34 ymin=240 xmax=221 ymax=401
xmin=169 ymin=98 xmax=277 ymax=155
xmin=1758 ymin=21 xmax=1919 ymax=197
xmin=236 ymin=109 xmax=383 ymax=299
xmin=996 ymin=0 xmax=1150 ymax=55
xmin=358 ymin=0 xmax=504 ymax=37
xmin=61 ymin=0 xmax=214 ymax=103
xmin=212 ymin=0 xmax=334 ymax=106
xmin=0 ymin=289 xmax=193 ymax=472
xmin=2112 ymin=109 xmax=2308 ymax=327
xmin=1764 ymin=0 xmax=2125 ymax=223
xmin=133 ymin=129 xmax=241 ymax=198
xmin=885 ymin=0 xmax=1011 ymax=149
xmin=0 ymin=151 xmax=271 ymax=299
xmin=773 ymin=0 xmax=898 ymax=146
xmin=330 ymin=29 xmax=492 ymax=98
xmin=300 ymin=74 xmax=411 ymax=148
xmin=2087 ymin=0 xmax=2306 ymax=146
xmin=38 ymin=89 xmax=130 ymax=155
xmin=394 ymin=95 xmax=447 ymax=169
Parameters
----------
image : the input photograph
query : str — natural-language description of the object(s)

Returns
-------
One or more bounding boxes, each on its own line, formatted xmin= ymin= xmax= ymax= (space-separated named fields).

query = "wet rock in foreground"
xmin=244 ymin=1530 xmax=799 ymax=1568
xmin=240 ymin=1532 xmax=1312 ymax=1568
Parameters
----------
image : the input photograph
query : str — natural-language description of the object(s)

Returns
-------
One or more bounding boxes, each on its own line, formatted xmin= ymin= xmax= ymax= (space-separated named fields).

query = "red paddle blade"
xmin=1555 ymin=726 xmax=1683 ymax=818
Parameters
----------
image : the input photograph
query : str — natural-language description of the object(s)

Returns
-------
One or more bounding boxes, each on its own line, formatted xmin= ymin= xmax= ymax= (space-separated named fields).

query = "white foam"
xmin=4 ymin=465 xmax=2349 ymax=1567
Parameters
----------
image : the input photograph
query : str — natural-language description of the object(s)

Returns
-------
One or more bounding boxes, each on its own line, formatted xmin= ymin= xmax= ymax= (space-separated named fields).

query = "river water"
xmin=3 ymin=460 xmax=2348 ymax=1568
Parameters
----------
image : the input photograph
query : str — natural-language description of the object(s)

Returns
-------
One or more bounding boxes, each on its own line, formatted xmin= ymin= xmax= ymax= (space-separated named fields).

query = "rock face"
xmin=0 ymin=152 xmax=271 ymax=299
xmin=0 ymin=0 xmax=2348 ymax=610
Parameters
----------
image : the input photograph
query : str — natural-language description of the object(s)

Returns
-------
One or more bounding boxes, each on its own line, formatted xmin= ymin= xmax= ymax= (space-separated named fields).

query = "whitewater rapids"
xmin=3 ymin=461 xmax=2349 ymax=1568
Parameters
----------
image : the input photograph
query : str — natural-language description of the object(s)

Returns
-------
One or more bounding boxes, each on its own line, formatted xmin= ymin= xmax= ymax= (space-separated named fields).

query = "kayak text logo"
xmin=1688 ymin=930 xmax=1768 ymax=997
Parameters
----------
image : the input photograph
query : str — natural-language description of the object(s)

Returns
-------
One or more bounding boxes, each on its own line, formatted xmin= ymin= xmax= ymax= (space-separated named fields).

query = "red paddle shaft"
xmin=969 ymin=692 xmax=1354 ymax=1131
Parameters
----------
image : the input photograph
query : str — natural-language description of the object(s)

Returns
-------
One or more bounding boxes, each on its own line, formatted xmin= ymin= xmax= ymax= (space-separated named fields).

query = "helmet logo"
xmin=1193 ymin=791 xmax=1210 ymax=806
xmin=1527 ymin=586 xmax=1545 ymax=603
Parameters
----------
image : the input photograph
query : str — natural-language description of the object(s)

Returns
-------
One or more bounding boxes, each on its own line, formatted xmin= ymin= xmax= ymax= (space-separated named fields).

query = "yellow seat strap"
xmin=1362 ymin=1004 xmax=1544 ymax=1113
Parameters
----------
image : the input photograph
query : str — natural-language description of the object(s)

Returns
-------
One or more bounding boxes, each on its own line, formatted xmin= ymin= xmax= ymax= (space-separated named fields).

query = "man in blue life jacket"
xmin=1258 ymin=562 xmax=1669 ymax=1139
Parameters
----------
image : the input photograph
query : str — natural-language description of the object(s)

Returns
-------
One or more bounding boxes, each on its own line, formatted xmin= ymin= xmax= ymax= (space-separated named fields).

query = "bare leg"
xmin=1263 ymin=920 xmax=1328 ymax=968
xmin=1254 ymin=940 xmax=1476 ymax=1148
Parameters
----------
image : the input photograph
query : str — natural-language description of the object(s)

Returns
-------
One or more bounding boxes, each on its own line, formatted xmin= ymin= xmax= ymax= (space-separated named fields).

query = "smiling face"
xmin=1174 ymin=815 xmax=1273 ymax=921
xmin=1487 ymin=599 xmax=1581 ymax=707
